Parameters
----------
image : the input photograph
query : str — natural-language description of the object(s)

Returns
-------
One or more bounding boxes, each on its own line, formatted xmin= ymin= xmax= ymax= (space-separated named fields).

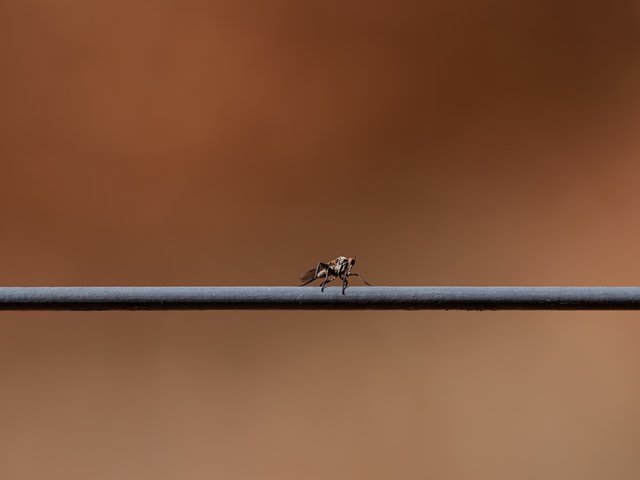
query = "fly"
xmin=299 ymin=256 xmax=372 ymax=294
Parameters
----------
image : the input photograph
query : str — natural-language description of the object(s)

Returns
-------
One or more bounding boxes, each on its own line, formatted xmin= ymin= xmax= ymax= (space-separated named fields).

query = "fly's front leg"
xmin=348 ymin=273 xmax=372 ymax=286
xmin=341 ymin=276 xmax=349 ymax=295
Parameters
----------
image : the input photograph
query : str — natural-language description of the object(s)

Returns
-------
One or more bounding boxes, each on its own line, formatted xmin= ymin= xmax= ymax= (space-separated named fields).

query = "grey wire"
xmin=1 ymin=286 xmax=640 ymax=310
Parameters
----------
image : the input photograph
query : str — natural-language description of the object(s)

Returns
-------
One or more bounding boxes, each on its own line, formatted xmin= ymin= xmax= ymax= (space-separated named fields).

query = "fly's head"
xmin=346 ymin=257 xmax=356 ymax=276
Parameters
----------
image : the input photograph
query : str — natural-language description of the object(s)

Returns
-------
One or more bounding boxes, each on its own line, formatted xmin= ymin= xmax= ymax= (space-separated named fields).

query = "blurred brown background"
xmin=2 ymin=0 xmax=640 ymax=478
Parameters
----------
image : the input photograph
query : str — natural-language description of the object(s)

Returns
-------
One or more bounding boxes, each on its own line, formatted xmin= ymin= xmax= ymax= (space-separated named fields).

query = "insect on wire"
xmin=299 ymin=256 xmax=372 ymax=294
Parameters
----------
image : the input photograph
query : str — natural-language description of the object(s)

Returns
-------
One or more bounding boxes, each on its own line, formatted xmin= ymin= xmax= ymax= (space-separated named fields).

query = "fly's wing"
xmin=300 ymin=263 xmax=329 ymax=284
xmin=300 ymin=269 xmax=318 ymax=284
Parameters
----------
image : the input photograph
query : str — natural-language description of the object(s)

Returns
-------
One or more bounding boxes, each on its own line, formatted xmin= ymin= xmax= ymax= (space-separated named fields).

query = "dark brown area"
xmin=2 ymin=1 xmax=640 ymax=478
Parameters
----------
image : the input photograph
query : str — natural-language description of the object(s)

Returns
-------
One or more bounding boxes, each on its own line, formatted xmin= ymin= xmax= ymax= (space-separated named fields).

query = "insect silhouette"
xmin=299 ymin=256 xmax=372 ymax=294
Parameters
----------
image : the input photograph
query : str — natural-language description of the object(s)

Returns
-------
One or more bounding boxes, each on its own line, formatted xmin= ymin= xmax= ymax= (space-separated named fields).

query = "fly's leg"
xmin=348 ymin=273 xmax=373 ymax=286
xmin=320 ymin=272 xmax=334 ymax=292
xmin=341 ymin=275 xmax=349 ymax=295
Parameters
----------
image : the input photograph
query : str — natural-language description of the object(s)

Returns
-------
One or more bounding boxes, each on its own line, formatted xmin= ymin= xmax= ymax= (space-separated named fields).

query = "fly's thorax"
xmin=330 ymin=256 xmax=348 ymax=276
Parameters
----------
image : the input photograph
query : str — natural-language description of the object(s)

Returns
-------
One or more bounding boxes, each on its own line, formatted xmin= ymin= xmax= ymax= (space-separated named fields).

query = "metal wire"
xmin=1 ymin=286 xmax=640 ymax=310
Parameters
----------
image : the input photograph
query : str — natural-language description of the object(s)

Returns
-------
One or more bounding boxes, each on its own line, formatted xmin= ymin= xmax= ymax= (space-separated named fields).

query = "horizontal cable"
xmin=1 ymin=286 xmax=640 ymax=311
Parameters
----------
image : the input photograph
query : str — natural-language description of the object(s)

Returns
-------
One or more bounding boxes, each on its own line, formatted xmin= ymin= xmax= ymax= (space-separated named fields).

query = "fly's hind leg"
xmin=320 ymin=272 xmax=334 ymax=292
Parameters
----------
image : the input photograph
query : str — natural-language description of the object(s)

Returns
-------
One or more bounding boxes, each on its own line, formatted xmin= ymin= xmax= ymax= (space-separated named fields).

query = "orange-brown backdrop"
xmin=2 ymin=1 xmax=640 ymax=479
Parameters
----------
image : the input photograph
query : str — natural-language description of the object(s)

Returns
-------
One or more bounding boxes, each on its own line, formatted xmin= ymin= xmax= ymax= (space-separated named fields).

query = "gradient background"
xmin=2 ymin=1 xmax=640 ymax=478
